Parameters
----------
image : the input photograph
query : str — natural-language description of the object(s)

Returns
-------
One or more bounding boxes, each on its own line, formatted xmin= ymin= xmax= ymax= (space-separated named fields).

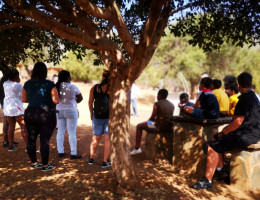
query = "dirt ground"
xmin=0 ymin=82 xmax=260 ymax=200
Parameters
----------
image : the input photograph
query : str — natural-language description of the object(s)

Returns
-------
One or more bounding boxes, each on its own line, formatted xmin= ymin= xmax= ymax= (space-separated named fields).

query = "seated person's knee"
xmin=184 ymin=106 xmax=193 ymax=114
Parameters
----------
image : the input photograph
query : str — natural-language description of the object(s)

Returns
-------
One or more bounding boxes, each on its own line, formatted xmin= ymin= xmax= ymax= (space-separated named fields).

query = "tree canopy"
xmin=1 ymin=0 xmax=260 ymax=190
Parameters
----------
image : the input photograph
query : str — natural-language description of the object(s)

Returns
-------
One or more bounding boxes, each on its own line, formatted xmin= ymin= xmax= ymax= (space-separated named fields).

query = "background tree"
xmin=57 ymin=50 xmax=106 ymax=82
xmin=1 ymin=0 xmax=259 ymax=190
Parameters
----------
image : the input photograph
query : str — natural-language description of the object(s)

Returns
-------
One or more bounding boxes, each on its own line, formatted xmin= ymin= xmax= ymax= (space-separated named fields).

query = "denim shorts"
xmin=192 ymin=108 xmax=205 ymax=119
xmin=92 ymin=115 xmax=109 ymax=136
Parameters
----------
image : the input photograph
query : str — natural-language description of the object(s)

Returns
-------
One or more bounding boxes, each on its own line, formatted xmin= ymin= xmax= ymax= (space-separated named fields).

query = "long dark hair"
xmin=56 ymin=70 xmax=71 ymax=96
xmin=31 ymin=62 xmax=47 ymax=80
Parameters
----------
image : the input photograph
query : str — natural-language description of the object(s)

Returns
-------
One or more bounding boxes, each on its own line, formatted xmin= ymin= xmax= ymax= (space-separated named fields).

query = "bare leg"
xmin=3 ymin=116 xmax=9 ymax=143
xmin=103 ymin=134 xmax=110 ymax=162
xmin=183 ymin=106 xmax=193 ymax=114
xmin=15 ymin=115 xmax=27 ymax=144
xmin=6 ymin=117 xmax=16 ymax=147
xmin=205 ymin=146 xmax=219 ymax=181
xmin=135 ymin=121 xmax=148 ymax=148
xmin=89 ymin=135 xmax=101 ymax=159
xmin=217 ymin=154 xmax=224 ymax=168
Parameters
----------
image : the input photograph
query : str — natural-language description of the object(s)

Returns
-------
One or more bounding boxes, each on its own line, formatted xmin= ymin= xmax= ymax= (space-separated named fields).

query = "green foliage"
xmin=57 ymin=50 xmax=106 ymax=82
xmin=138 ymin=32 xmax=260 ymax=93
xmin=138 ymin=31 xmax=206 ymax=91
xmin=1 ymin=1 xmax=259 ymax=67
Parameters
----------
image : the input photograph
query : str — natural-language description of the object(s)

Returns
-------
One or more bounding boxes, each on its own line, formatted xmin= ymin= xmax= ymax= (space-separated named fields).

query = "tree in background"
xmin=1 ymin=0 xmax=259 ymax=190
xmin=58 ymin=50 xmax=106 ymax=82
xmin=140 ymin=37 xmax=260 ymax=97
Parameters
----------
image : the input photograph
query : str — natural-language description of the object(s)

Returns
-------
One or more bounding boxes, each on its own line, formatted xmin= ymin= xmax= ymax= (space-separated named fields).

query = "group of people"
xmin=1 ymin=62 xmax=111 ymax=171
xmin=1 ymin=63 xmax=260 ymax=191
xmin=129 ymin=72 xmax=260 ymax=191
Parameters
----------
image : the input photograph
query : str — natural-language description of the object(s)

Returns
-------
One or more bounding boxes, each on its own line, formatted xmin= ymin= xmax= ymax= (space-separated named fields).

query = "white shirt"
xmin=3 ymin=80 xmax=24 ymax=116
xmin=131 ymin=84 xmax=140 ymax=99
xmin=56 ymin=82 xmax=81 ymax=110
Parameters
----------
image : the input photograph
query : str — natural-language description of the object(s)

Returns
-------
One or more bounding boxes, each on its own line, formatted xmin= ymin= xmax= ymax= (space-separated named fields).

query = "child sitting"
xmin=225 ymin=82 xmax=239 ymax=116
xmin=211 ymin=79 xmax=229 ymax=117
xmin=183 ymin=77 xmax=220 ymax=119
xmin=178 ymin=93 xmax=194 ymax=116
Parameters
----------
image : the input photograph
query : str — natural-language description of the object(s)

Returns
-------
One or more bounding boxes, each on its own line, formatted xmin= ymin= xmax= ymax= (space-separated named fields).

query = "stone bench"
xmin=169 ymin=116 xmax=232 ymax=179
xmin=230 ymin=140 xmax=260 ymax=191
xmin=144 ymin=129 xmax=173 ymax=162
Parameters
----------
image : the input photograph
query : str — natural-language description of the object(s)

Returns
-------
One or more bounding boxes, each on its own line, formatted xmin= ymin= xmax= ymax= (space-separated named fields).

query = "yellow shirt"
xmin=212 ymin=88 xmax=229 ymax=113
xmin=228 ymin=94 xmax=239 ymax=116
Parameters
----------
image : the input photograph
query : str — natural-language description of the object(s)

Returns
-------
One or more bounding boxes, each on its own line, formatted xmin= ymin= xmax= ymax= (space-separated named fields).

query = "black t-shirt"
xmin=199 ymin=91 xmax=220 ymax=119
xmin=233 ymin=90 xmax=260 ymax=144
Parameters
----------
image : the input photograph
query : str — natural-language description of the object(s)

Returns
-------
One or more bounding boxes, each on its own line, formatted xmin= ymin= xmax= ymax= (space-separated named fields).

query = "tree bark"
xmin=190 ymin=81 xmax=197 ymax=100
xmin=109 ymin=73 xmax=138 ymax=190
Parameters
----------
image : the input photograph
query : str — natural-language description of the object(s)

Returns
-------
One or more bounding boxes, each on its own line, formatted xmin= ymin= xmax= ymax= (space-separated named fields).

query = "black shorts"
xmin=207 ymin=131 xmax=249 ymax=153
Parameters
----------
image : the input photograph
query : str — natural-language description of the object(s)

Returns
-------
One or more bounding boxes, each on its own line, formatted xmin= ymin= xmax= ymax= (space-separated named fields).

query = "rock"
xmin=230 ymin=149 xmax=260 ymax=191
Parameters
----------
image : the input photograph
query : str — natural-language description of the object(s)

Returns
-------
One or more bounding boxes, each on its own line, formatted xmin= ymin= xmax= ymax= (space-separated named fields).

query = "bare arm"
xmin=76 ymin=93 xmax=83 ymax=103
xmin=51 ymin=87 xmax=59 ymax=104
xmin=21 ymin=88 xmax=28 ymax=103
xmin=88 ymin=86 xmax=95 ymax=120
xmin=222 ymin=115 xmax=245 ymax=135
xmin=148 ymin=103 xmax=158 ymax=121
xmin=193 ymin=99 xmax=200 ymax=108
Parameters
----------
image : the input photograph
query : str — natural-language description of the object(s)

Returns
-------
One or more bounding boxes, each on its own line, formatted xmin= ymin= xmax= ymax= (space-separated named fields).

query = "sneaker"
xmin=130 ymin=147 xmax=142 ymax=155
xmin=88 ymin=158 xmax=94 ymax=165
xmin=58 ymin=153 xmax=65 ymax=158
xmin=101 ymin=161 xmax=111 ymax=168
xmin=192 ymin=177 xmax=213 ymax=190
xmin=3 ymin=141 xmax=18 ymax=147
xmin=8 ymin=145 xmax=18 ymax=152
xmin=213 ymin=168 xmax=229 ymax=181
xmin=3 ymin=142 xmax=9 ymax=147
xmin=70 ymin=155 xmax=82 ymax=159
xmin=107 ymin=159 xmax=111 ymax=167
xmin=30 ymin=162 xmax=43 ymax=169
xmin=41 ymin=164 xmax=56 ymax=172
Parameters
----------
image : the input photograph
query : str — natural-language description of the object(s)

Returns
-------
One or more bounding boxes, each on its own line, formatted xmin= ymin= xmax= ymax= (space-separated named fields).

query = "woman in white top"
xmin=55 ymin=70 xmax=83 ymax=159
xmin=3 ymin=69 xmax=27 ymax=151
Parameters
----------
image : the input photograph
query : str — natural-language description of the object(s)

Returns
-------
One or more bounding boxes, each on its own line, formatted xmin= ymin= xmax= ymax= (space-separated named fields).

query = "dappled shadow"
xmin=1 ymin=120 xmax=259 ymax=199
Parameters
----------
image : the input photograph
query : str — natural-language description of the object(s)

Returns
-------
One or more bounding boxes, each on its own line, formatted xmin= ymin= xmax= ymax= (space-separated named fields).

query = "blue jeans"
xmin=131 ymin=98 xmax=138 ymax=117
xmin=192 ymin=108 xmax=205 ymax=119
xmin=92 ymin=115 xmax=109 ymax=136
xmin=56 ymin=109 xmax=78 ymax=155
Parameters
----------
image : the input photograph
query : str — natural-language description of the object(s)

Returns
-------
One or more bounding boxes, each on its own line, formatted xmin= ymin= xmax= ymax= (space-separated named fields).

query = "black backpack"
xmin=93 ymin=84 xmax=109 ymax=119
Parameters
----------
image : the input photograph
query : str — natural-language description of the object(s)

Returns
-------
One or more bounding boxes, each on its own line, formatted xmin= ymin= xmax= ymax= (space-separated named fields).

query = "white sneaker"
xmin=130 ymin=148 xmax=142 ymax=155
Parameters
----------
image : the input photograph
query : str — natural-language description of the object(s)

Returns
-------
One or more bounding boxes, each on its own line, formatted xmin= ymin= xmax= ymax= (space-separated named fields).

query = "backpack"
xmin=93 ymin=84 xmax=109 ymax=119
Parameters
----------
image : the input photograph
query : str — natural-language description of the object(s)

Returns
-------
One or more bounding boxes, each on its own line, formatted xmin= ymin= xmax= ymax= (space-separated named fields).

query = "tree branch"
xmin=109 ymin=0 xmax=135 ymax=58
xmin=138 ymin=0 xmax=167 ymax=48
xmin=129 ymin=0 xmax=171 ymax=81
xmin=0 ymin=21 xmax=41 ymax=30
xmin=170 ymin=1 xmax=204 ymax=16
xmin=5 ymin=0 xmax=119 ymax=55
xmin=74 ymin=0 xmax=112 ymax=19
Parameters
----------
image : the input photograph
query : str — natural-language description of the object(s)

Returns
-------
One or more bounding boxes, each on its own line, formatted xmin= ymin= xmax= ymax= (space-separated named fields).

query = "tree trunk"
xmin=190 ymin=81 xmax=197 ymax=100
xmin=109 ymin=75 xmax=138 ymax=191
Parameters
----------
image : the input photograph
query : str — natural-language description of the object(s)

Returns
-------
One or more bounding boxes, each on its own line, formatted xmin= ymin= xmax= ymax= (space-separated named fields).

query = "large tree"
xmin=1 ymin=0 xmax=259 ymax=190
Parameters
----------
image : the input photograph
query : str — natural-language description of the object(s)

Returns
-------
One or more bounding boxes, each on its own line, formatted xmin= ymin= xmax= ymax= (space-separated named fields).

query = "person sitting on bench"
xmin=130 ymin=89 xmax=174 ymax=155
xmin=192 ymin=72 xmax=260 ymax=190
xmin=183 ymin=77 xmax=220 ymax=119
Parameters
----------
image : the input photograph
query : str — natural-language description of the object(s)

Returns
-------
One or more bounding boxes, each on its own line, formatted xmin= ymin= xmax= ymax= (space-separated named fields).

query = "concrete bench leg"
xmin=145 ymin=131 xmax=173 ymax=162
xmin=230 ymin=150 xmax=260 ymax=191
xmin=172 ymin=123 xmax=207 ymax=179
